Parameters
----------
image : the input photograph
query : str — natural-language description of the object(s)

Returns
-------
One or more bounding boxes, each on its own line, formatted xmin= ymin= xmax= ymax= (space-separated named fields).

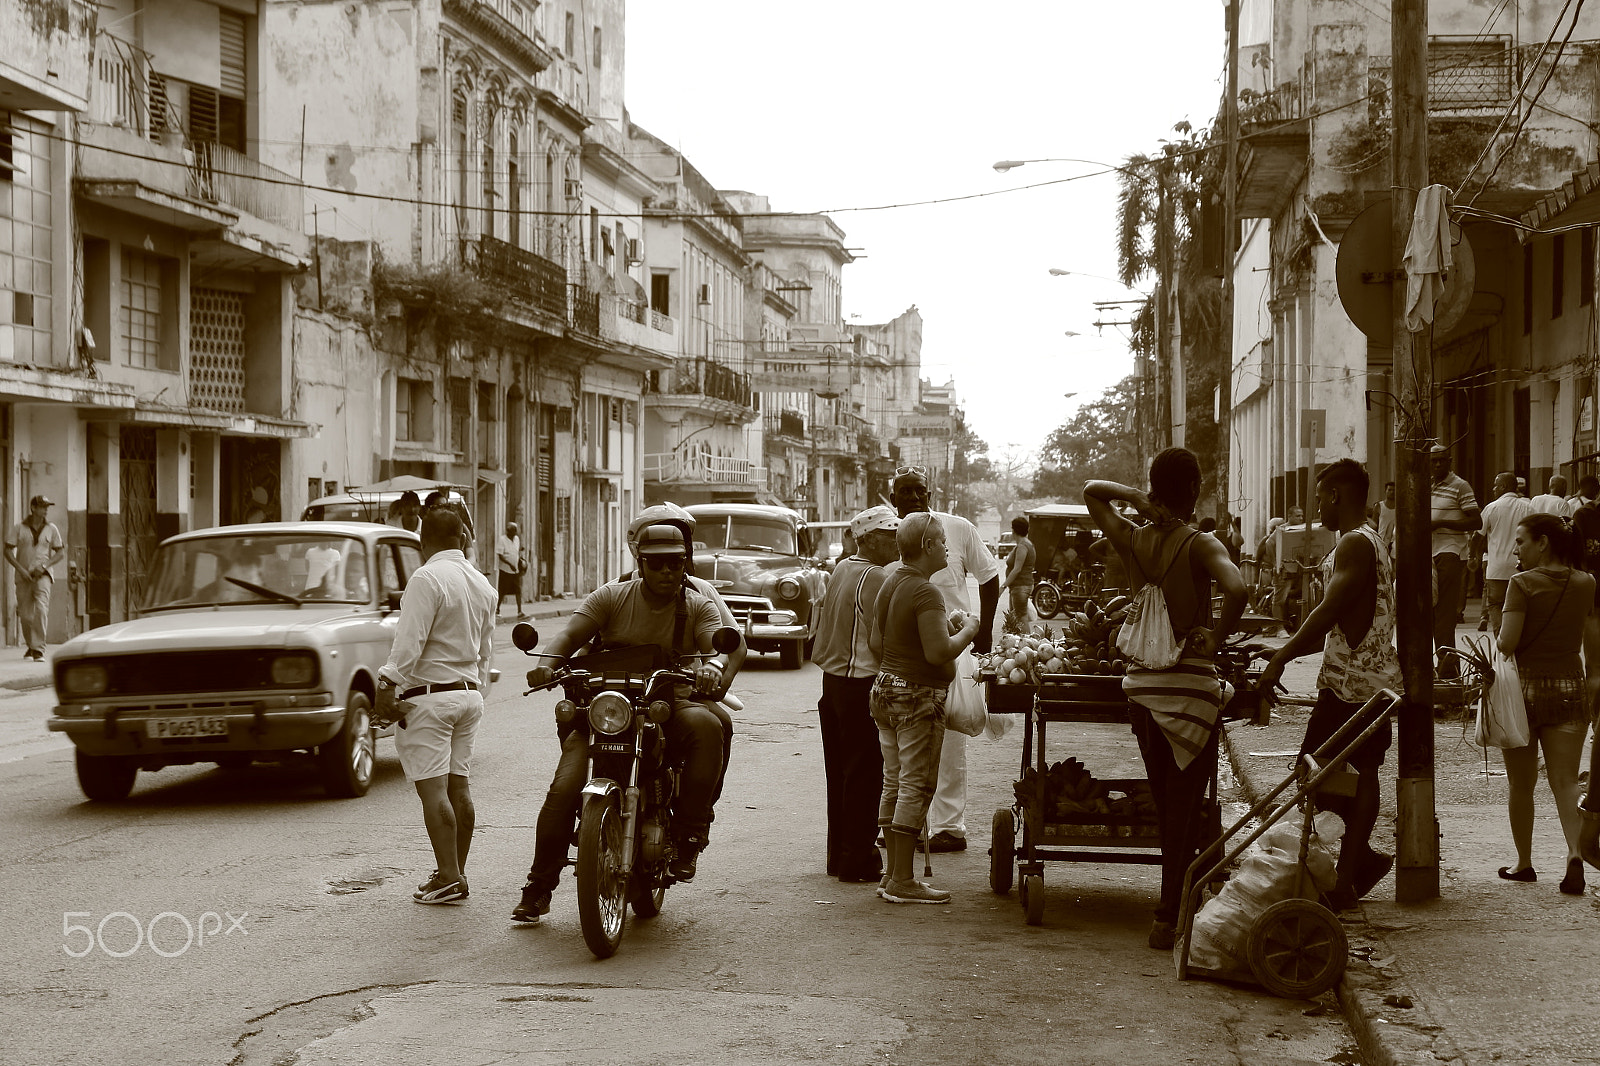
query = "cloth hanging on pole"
xmin=1402 ymin=184 xmax=1453 ymax=332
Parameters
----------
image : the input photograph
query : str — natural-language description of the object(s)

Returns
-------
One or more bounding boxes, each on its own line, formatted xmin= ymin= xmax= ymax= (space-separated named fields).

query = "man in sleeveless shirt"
xmin=1086 ymin=448 xmax=1247 ymax=950
xmin=1258 ymin=459 xmax=1403 ymax=910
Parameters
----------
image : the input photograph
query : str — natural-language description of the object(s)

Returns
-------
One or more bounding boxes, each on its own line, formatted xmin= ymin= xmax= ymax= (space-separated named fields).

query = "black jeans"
xmin=1129 ymin=702 xmax=1219 ymax=924
xmin=525 ymin=699 xmax=726 ymax=893
xmin=1302 ymin=690 xmax=1391 ymax=888
xmin=818 ymin=672 xmax=884 ymax=874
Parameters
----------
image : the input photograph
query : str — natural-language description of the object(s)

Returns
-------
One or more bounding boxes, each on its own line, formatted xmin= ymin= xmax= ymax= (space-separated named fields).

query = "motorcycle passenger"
xmin=513 ymin=523 xmax=732 ymax=925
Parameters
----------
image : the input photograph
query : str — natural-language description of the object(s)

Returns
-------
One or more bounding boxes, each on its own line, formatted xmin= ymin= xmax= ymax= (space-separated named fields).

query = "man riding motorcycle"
xmin=512 ymin=520 xmax=736 ymax=925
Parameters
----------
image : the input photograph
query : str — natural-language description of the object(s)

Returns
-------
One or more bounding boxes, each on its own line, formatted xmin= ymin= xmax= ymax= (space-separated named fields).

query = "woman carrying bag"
xmin=1496 ymin=512 xmax=1598 ymax=895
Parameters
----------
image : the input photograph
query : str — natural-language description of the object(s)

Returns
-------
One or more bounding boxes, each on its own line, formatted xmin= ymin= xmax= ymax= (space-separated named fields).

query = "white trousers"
xmin=927 ymin=725 xmax=966 ymax=837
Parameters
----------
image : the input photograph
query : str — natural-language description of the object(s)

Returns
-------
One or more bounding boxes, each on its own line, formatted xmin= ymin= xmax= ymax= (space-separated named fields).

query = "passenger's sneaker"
xmin=417 ymin=870 xmax=439 ymax=893
xmin=669 ymin=836 xmax=706 ymax=882
xmin=882 ymin=878 xmax=951 ymax=904
xmin=412 ymin=873 xmax=468 ymax=904
xmin=511 ymin=886 xmax=551 ymax=924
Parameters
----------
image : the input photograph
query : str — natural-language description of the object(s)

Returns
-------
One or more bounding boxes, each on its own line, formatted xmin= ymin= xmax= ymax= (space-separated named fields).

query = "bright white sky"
xmin=626 ymin=1 xmax=1226 ymax=468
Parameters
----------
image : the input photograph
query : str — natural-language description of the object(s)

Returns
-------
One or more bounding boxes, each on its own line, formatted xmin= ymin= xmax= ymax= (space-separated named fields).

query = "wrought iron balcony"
xmin=469 ymin=235 xmax=568 ymax=320
xmin=667 ymin=358 xmax=753 ymax=408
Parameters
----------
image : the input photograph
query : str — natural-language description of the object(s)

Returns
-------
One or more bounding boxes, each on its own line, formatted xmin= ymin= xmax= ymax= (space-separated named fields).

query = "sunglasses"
xmin=892 ymin=465 xmax=929 ymax=480
xmin=641 ymin=554 xmax=687 ymax=572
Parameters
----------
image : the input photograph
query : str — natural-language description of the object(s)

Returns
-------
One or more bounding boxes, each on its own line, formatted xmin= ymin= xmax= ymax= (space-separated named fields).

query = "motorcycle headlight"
xmin=61 ymin=662 xmax=109 ymax=697
xmin=777 ymin=576 xmax=802 ymax=600
xmin=588 ymin=691 xmax=634 ymax=735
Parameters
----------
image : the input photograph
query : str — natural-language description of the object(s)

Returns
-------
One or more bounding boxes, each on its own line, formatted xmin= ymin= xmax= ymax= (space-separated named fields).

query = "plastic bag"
xmin=945 ymin=648 xmax=988 ymax=737
xmin=1116 ymin=583 xmax=1185 ymax=670
xmin=1183 ymin=812 xmax=1344 ymax=975
xmin=1475 ymin=647 xmax=1530 ymax=749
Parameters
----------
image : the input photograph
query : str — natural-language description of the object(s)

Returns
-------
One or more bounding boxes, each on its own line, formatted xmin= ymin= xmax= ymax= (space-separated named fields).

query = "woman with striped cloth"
xmin=1085 ymin=448 xmax=1247 ymax=950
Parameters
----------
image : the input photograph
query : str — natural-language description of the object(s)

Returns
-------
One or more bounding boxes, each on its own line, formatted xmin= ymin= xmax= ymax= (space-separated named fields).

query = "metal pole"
xmin=1390 ymin=0 xmax=1441 ymax=902
xmin=1221 ymin=0 xmax=1240 ymax=517
xmin=1156 ymin=169 xmax=1174 ymax=450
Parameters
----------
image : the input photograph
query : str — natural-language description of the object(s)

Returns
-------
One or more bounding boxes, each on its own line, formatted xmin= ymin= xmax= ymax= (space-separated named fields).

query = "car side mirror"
xmin=512 ymin=622 xmax=539 ymax=651
xmin=711 ymin=626 xmax=742 ymax=654
xmin=384 ymin=590 xmax=403 ymax=612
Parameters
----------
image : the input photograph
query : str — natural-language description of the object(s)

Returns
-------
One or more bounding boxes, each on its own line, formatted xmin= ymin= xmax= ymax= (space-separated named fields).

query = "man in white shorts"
xmin=378 ymin=508 xmax=497 ymax=904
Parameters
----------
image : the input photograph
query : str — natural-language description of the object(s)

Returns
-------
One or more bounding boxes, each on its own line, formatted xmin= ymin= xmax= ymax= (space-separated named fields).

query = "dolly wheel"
xmin=1023 ymin=875 xmax=1045 ymax=925
xmin=989 ymin=808 xmax=1015 ymax=895
xmin=1246 ymin=898 xmax=1348 ymax=998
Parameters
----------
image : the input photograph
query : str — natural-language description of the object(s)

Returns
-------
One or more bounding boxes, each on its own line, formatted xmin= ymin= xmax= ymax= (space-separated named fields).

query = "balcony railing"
xmin=570 ymin=285 xmax=601 ymax=334
xmin=813 ymin=424 xmax=852 ymax=453
xmin=469 ymin=235 xmax=568 ymax=320
xmin=664 ymin=358 xmax=752 ymax=408
xmin=765 ymin=409 xmax=807 ymax=440
xmin=190 ymin=141 xmax=302 ymax=230
xmin=644 ymin=451 xmax=768 ymax=487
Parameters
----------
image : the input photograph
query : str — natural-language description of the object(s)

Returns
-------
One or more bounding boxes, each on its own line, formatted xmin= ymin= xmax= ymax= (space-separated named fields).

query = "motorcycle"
xmin=513 ymin=621 xmax=742 ymax=959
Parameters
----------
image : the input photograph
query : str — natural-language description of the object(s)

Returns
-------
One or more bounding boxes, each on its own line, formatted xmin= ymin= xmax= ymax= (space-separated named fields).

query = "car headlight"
xmin=270 ymin=653 xmax=319 ymax=686
xmin=588 ymin=691 xmax=634 ymax=735
xmin=777 ymin=576 xmax=802 ymax=600
xmin=61 ymin=662 xmax=109 ymax=697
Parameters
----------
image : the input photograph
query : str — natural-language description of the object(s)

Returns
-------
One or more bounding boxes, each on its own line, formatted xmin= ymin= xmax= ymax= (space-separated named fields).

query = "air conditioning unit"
xmin=564 ymin=178 xmax=582 ymax=200
xmin=626 ymin=238 xmax=642 ymax=265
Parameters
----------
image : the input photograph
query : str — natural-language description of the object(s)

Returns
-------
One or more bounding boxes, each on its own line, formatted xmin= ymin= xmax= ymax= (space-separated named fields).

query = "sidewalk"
xmin=0 ymin=594 xmax=588 ymax=696
xmin=1223 ymin=617 xmax=1598 ymax=1066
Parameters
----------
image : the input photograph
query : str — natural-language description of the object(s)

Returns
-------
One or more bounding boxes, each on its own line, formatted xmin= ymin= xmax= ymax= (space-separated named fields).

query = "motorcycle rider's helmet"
xmin=628 ymin=504 xmax=697 ymax=575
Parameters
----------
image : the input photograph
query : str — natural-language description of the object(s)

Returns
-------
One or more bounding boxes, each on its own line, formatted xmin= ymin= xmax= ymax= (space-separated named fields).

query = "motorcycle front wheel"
xmin=576 ymin=793 xmax=629 ymax=958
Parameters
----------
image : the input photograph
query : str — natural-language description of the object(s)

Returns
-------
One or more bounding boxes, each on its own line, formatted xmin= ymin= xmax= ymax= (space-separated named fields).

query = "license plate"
xmin=146 ymin=716 xmax=229 ymax=739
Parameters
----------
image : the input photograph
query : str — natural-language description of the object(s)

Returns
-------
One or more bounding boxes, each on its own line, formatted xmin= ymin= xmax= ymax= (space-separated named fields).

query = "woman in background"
xmin=1496 ymin=512 xmax=1597 ymax=896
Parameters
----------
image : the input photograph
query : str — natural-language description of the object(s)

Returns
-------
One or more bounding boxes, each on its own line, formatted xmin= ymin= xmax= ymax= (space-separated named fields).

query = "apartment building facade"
xmin=1229 ymin=0 xmax=1600 ymax=545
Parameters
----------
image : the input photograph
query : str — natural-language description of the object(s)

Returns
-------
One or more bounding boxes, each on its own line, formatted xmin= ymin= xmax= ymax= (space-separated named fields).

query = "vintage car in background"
xmin=685 ymin=503 xmax=829 ymax=669
xmin=48 ymin=523 xmax=428 ymax=801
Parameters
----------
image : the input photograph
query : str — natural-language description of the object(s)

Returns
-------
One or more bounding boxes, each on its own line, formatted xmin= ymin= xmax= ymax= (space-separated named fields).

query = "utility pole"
xmin=1390 ymin=0 xmax=1441 ymax=902
xmin=1221 ymin=0 xmax=1240 ymax=516
xmin=1155 ymin=167 xmax=1174 ymax=450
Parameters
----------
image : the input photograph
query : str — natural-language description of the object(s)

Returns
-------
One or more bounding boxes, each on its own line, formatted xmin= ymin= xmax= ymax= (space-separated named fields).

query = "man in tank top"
xmin=1259 ymin=458 xmax=1403 ymax=910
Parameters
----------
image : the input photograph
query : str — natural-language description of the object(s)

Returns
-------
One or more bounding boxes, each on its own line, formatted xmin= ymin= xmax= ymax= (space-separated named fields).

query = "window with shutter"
xmin=188 ymin=85 xmax=219 ymax=145
xmin=149 ymin=73 xmax=172 ymax=134
xmin=219 ymin=12 xmax=247 ymax=97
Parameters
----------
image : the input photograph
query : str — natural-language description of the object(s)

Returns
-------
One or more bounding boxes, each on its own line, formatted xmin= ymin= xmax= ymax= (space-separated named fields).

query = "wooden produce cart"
xmin=985 ymin=672 xmax=1220 ymax=926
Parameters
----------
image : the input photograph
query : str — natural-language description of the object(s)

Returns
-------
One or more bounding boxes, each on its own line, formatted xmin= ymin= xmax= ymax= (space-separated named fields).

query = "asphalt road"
xmin=0 ymin=639 xmax=1362 ymax=1065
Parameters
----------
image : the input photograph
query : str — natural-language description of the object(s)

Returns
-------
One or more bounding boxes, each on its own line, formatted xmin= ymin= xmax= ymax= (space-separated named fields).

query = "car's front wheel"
xmin=76 ymin=750 xmax=137 ymax=802
xmin=318 ymin=693 xmax=376 ymax=798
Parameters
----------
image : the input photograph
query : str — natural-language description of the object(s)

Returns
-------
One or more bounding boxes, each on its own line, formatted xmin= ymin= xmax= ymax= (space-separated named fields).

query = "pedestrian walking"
xmin=1429 ymin=445 xmax=1481 ymax=678
xmin=1480 ymin=473 xmax=1532 ymax=636
xmin=496 ymin=521 xmax=527 ymax=619
xmin=1258 ymin=459 xmax=1402 ymax=910
xmin=812 ymin=505 xmax=899 ymax=884
xmin=868 ymin=511 xmax=982 ymax=904
xmin=1004 ymin=515 xmax=1036 ymax=622
xmin=1566 ymin=474 xmax=1597 ymax=517
xmin=1270 ymin=506 xmax=1306 ymax=625
xmin=1377 ymin=482 xmax=1397 ymax=556
xmin=377 ymin=508 xmax=498 ymax=905
xmin=1529 ymin=475 xmax=1570 ymax=516
xmin=4 ymin=495 xmax=64 ymax=661
xmin=1495 ymin=512 xmax=1595 ymax=896
xmin=888 ymin=467 xmax=1001 ymax=853
xmin=1085 ymin=448 xmax=1246 ymax=950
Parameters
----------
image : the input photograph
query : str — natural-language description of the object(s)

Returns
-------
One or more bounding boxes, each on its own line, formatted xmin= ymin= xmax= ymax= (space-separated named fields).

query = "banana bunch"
xmin=1013 ymin=759 xmax=1115 ymax=818
xmin=1054 ymin=596 xmax=1132 ymax=677
xmin=1107 ymin=781 xmax=1159 ymax=821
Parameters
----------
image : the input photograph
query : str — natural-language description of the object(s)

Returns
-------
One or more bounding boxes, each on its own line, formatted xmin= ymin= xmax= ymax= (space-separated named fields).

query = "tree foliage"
xmin=1028 ymin=376 xmax=1143 ymax=501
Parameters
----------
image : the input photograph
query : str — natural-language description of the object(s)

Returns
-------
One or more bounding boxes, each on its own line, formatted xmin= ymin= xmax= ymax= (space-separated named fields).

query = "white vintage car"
xmin=48 ymin=522 xmax=425 ymax=801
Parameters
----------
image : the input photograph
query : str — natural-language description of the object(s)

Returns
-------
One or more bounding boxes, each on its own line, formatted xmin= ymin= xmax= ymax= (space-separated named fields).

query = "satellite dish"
xmin=1336 ymin=197 xmax=1475 ymax=340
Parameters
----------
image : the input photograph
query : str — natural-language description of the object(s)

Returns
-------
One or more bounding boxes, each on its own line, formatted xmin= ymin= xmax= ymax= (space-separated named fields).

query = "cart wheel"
xmin=1022 ymin=875 xmax=1045 ymax=925
xmin=1246 ymin=898 xmax=1348 ymax=999
xmin=989 ymin=809 xmax=1015 ymax=895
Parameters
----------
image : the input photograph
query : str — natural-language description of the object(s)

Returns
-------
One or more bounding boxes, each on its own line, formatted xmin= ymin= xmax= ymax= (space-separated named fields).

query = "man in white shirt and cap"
xmin=889 ymin=468 xmax=1001 ymax=852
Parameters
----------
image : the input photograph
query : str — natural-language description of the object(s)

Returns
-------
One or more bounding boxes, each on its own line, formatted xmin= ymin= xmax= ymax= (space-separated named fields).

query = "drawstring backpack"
xmin=1115 ymin=526 xmax=1201 ymax=670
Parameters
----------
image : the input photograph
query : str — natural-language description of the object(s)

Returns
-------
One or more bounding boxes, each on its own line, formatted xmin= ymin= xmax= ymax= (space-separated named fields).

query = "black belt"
xmin=400 ymin=680 xmax=479 ymax=701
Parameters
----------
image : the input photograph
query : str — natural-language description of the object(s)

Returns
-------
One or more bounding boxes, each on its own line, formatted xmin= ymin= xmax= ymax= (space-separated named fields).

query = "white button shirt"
xmin=380 ymin=548 xmax=497 ymax=692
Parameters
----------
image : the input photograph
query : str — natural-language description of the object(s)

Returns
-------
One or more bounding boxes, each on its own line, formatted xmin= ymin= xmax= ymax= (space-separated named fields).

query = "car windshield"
xmin=696 ymin=516 xmax=797 ymax=555
xmin=143 ymin=533 xmax=371 ymax=609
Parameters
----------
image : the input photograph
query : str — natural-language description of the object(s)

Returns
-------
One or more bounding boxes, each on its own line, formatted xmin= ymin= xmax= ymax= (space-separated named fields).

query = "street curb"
xmin=1218 ymin=724 xmax=1460 ymax=1066
xmin=0 ymin=674 xmax=50 ymax=693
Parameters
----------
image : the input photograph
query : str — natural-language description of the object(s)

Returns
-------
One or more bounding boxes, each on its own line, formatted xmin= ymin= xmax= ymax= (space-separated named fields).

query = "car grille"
xmin=59 ymin=650 xmax=318 ymax=697
xmin=721 ymin=595 xmax=788 ymax=625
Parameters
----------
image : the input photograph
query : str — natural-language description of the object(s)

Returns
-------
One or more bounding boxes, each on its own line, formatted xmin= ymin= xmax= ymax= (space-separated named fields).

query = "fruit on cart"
xmin=976 ymin=614 xmax=1129 ymax=681
xmin=1014 ymin=762 xmax=1160 ymax=824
